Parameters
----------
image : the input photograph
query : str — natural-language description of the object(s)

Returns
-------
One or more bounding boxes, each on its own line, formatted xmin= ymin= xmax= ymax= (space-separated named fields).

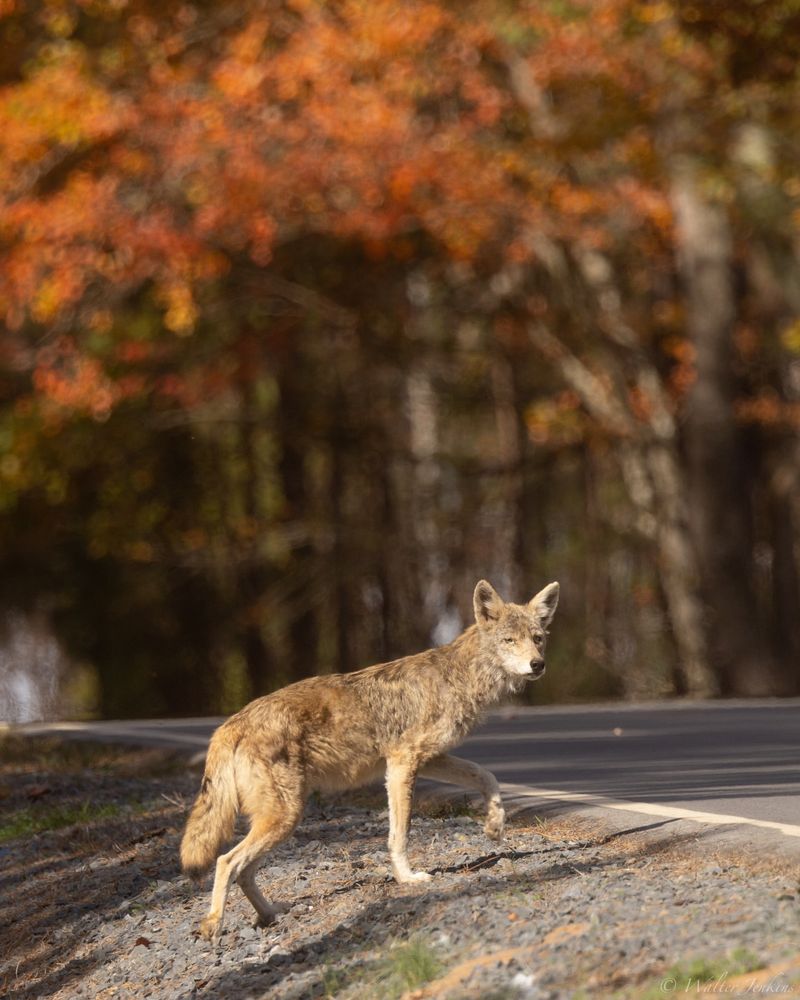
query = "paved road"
xmin=466 ymin=700 xmax=800 ymax=836
xmin=14 ymin=698 xmax=800 ymax=839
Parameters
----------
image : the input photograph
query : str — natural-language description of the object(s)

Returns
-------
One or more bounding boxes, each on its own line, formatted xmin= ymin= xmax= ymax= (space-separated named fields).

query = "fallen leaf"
xmin=130 ymin=827 xmax=167 ymax=845
xmin=406 ymin=946 xmax=531 ymax=998
xmin=542 ymin=922 xmax=590 ymax=946
xmin=24 ymin=784 xmax=52 ymax=800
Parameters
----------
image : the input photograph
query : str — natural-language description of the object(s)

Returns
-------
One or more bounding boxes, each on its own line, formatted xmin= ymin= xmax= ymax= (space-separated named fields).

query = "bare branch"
xmin=527 ymin=322 xmax=635 ymax=436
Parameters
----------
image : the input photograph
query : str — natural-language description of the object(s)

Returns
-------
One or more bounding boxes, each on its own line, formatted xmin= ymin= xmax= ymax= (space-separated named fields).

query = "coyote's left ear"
xmin=529 ymin=582 xmax=559 ymax=627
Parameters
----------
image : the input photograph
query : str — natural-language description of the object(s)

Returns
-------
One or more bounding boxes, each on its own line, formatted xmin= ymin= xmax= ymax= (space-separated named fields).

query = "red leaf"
xmin=24 ymin=784 xmax=52 ymax=801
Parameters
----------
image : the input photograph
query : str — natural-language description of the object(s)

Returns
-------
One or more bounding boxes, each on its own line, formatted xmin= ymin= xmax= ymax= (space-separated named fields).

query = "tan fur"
xmin=181 ymin=578 xmax=559 ymax=942
xmin=180 ymin=738 xmax=238 ymax=879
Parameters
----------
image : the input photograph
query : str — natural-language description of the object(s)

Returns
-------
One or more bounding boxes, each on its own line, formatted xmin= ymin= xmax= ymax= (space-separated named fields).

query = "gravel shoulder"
xmin=1 ymin=735 xmax=799 ymax=1000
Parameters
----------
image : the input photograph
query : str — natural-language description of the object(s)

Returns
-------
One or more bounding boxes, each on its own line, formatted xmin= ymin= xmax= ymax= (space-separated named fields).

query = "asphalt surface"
xmin=12 ymin=698 xmax=800 ymax=838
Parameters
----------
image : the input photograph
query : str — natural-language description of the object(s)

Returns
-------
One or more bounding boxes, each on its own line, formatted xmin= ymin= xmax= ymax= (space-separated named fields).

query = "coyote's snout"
xmin=181 ymin=578 xmax=559 ymax=942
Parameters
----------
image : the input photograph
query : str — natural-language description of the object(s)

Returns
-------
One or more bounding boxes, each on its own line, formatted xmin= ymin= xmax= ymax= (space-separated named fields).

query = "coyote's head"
xmin=473 ymin=579 xmax=559 ymax=680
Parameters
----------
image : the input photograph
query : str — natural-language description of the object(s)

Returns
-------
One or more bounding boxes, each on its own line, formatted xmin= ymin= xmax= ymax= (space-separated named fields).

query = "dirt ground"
xmin=1 ymin=735 xmax=799 ymax=1000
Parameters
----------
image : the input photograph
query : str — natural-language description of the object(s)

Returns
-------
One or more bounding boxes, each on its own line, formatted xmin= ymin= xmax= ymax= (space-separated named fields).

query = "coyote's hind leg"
xmin=419 ymin=753 xmax=505 ymax=841
xmin=238 ymin=861 xmax=288 ymax=928
xmin=200 ymin=806 xmax=301 ymax=943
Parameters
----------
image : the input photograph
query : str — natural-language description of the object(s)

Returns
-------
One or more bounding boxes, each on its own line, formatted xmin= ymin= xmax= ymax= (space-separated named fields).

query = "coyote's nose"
xmin=530 ymin=659 xmax=545 ymax=677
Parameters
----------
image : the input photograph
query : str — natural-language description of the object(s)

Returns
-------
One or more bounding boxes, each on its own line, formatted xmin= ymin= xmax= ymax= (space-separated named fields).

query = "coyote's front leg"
xmin=385 ymin=758 xmax=432 ymax=884
xmin=419 ymin=753 xmax=505 ymax=841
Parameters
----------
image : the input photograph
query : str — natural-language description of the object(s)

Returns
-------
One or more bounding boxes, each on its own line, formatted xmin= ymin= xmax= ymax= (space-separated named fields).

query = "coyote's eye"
xmin=503 ymin=636 xmax=515 ymax=644
xmin=534 ymin=632 xmax=544 ymax=644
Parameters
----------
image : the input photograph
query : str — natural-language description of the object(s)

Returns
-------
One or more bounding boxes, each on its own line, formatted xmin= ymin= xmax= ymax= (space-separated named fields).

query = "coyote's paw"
xmin=484 ymin=805 xmax=506 ymax=842
xmin=395 ymin=870 xmax=433 ymax=884
xmin=198 ymin=915 xmax=222 ymax=943
xmin=252 ymin=901 xmax=287 ymax=929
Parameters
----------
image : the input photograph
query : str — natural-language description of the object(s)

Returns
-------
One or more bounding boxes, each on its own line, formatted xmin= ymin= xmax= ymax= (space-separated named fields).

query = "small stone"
xmin=511 ymin=970 xmax=537 ymax=995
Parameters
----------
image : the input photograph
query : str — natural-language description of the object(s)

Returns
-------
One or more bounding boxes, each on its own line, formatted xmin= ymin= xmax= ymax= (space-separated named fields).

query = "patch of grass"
xmin=321 ymin=964 xmax=347 ymax=997
xmin=319 ymin=957 xmax=370 ymax=997
xmin=0 ymin=734 xmax=184 ymax=777
xmin=499 ymin=883 xmax=544 ymax=908
xmin=641 ymin=948 xmax=764 ymax=999
xmin=0 ymin=800 xmax=121 ymax=843
xmin=729 ymin=947 xmax=764 ymax=973
xmin=0 ymin=734 xmax=110 ymax=771
xmin=369 ymin=937 xmax=443 ymax=998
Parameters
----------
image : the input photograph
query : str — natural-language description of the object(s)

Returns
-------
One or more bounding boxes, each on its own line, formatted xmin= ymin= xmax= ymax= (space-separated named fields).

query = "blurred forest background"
xmin=1 ymin=0 xmax=799 ymax=721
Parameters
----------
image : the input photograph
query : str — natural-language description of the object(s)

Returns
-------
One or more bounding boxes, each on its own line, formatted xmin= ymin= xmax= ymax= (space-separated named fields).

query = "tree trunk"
xmin=643 ymin=441 xmax=714 ymax=696
xmin=328 ymin=381 xmax=351 ymax=675
xmin=767 ymin=473 xmax=800 ymax=691
xmin=277 ymin=356 xmax=319 ymax=682
xmin=489 ymin=348 xmax=524 ymax=599
xmin=671 ymin=161 xmax=774 ymax=695
xmin=237 ymin=361 xmax=273 ymax=697
xmin=528 ymin=321 xmax=717 ymax=696
xmin=405 ymin=363 xmax=444 ymax=642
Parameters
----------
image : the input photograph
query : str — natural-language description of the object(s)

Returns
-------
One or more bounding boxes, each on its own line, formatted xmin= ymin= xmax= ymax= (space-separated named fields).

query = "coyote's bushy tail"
xmin=180 ymin=734 xmax=238 ymax=879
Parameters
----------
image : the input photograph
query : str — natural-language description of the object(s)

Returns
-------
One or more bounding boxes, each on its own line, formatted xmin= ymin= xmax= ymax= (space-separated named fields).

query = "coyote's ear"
xmin=529 ymin=582 xmax=559 ymax=627
xmin=473 ymin=579 xmax=504 ymax=626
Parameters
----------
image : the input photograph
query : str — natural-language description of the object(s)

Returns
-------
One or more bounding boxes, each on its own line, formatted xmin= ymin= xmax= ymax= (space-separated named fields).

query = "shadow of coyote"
xmin=181 ymin=578 xmax=559 ymax=941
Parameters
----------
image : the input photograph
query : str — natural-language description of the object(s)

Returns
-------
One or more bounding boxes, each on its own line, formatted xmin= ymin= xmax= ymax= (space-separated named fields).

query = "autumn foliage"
xmin=1 ymin=0 xmax=799 ymax=716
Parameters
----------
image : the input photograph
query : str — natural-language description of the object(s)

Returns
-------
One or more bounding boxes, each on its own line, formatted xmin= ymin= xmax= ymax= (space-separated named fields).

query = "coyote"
xmin=181 ymin=578 xmax=559 ymax=941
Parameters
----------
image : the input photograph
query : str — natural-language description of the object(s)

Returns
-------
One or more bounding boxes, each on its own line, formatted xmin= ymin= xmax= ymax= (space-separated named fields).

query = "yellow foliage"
xmin=780 ymin=319 xmax=800 ymax=355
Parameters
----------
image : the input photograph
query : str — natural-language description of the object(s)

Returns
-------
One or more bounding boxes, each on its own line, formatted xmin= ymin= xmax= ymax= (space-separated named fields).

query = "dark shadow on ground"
xmin=185 ymin=825 xmax=709 ymax=1000
xmin=0 ymin=741 xmax=197 ymax=1000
